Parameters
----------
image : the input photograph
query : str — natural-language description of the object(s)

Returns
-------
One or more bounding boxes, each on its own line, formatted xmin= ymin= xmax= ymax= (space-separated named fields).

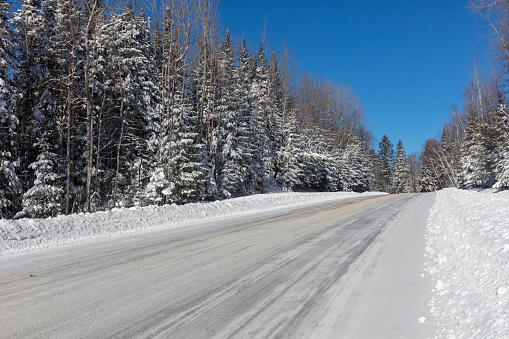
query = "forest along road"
xmin=0 ymin=193 xmax=437 ymax=339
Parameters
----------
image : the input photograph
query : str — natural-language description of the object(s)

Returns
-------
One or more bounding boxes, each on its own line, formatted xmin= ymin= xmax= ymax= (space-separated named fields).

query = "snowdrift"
xmin=0 ymin=191 xmax=382 ymax=255
xmin=426 ymin=188 xmax=509 ymax=338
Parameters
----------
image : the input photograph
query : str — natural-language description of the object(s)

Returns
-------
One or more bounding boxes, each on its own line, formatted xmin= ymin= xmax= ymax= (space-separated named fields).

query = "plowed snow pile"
xmin=0 ymin=191 xmax=381 ymax=255
xmin=426 ymin=188 xmax=509 ymax=338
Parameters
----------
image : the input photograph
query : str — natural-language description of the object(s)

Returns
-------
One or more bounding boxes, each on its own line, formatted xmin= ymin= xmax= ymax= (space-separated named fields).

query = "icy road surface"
xmin=0 ymin=193 xmax=436 ymax=338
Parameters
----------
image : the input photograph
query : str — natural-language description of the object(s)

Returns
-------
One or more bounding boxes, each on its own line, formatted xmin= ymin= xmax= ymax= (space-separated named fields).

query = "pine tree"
xmin=170 ymin=91 xmax=205 ymax=204
xmin=51 ymin=0 xmax=84 ymax=214
xmin=419 ymin=139 xmax=440 ymax=191
xmin=15 ymin=109 xmax=63 ymax=218
xmin=193 ymin=36 xmax=218 ymax=200
xmin=276 ymin=108 xmax=304 ymax=190
xmin=494 ymin=99 xmax=509 ymax=188
xmin=377 ymin=135 xmax=394 ymax=193
xmin=0 ymin=0 xmax=22 ymax=217
xmin=299 ymin=128 xmax=331 ymax=191
xmin=105 ymin=11 xmax=158 ymax=207
xmin=460 ymin=110 xmax=488 ymax=188
xmin=392 ymin=140 xmax=410 ymax=193
xmin=249 ymin=43 xmax=272 ymax=192
xmin=268 ymin=49 xmax=284 ymax=158
xmin=235 ymin=36 xmax=255 ymax=195
xmin=15 ymin=149 xmax=63 ymax=218
xmin=325 ymin=149 xmax=341 ymax=192
xmin=12 ymin=0 xmax=47 ymax=180
xmin=216 ymin=30 xmax=244 ymax=198
xmin=495 ymin=140 xmax=509 ymax=189
xmin=342 ymin=139 xmax=373 ymax=193
xmin=436 ymin=123 xmax=459 ymax=188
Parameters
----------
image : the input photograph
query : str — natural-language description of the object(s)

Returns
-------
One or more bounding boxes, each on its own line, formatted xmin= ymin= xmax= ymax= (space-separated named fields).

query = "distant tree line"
xmin=416 ymin=0 xmax=509 ymax=192
xmin=2 ymin=0 xmax=414 ymax=219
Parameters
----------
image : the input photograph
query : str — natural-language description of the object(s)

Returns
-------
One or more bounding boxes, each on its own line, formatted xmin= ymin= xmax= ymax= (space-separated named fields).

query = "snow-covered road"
xmin=0 ymin=193 xmax=436 ymax=338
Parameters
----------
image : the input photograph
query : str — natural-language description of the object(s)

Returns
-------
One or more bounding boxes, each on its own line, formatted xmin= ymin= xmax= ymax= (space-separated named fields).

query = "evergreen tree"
xmin=105 ymin=11 xmax=158 ymax=207
xmin=15 ymin=149 xmax=63 ymax=218
xmin=276 ymin=108 xmax=303 ymax=190
xmin=0 ymin=0 xmax=22 ymax=217
xmin=249 ymin=44 xmax=272 ymax=192
xmin=419 ymin=139 xmax=440 ymax=191
xmin=298 ymin=128 xmax=331 ymax=191
xmin=11 ymin=0 xmax=47 ymax=180
xmin=0 ymin=0 xmax=384 ymax=217
xmin=494 ymin=99 xmax=509 ymax=188
xmin=216 ymin=30 xmax=244 ymax=198
xmin=15 ymin=110 xmax=63 ymax=218
xmin=342 ymin=140 xmax=373 ymax=193
xmin=437 ymin=123 xmax=459 ymax=188
xmin=460 ymin=110 xmax=488 ymax=188
xmin=268 ymin=49 xmax=284 ymax=160
xmin=392 ymin=140 xmax=410 ymax=193
xmin=235 ymin=36 xmax=255 ymax=195
xmin=51 ymin=0 xmax=84 ymax=214
xmin=193 ymin=37 xmax=218 ymax=200
xmin=377 ymin=135 xmax=394 ymax=193
xmin=170 ymin=91 xmax=205 ymax=204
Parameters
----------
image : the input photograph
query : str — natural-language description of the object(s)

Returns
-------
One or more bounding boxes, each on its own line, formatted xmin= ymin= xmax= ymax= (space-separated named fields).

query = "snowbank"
xmin=426 ymin=188 xmax=509 ymax=338
xmin=0 ymin=191 xmax=382 ymax=255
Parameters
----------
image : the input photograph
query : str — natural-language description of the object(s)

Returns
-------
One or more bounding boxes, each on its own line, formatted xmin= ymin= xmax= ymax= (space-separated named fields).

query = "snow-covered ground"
xmin=0 ymin=191 xmax=382 ymax=255
xmin=5 ymin=186 xmax=508 ymax=337
xmin=426 ymin=188 xmax=509 ymax=338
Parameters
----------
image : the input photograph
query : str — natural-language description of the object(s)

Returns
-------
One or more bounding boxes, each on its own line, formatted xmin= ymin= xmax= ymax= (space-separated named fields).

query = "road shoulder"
xmin=310 ymin=193 xmax=437 ymax=339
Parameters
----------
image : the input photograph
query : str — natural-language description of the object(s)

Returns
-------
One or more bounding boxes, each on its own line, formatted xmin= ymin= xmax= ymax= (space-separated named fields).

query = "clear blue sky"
xmin=218 ymin=0 xmax=491 ymax=154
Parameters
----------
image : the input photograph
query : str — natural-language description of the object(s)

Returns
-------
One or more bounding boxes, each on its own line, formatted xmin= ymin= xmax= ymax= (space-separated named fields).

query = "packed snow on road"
xmin=2 ymin=187 xmax=509 ymax=338
xmin=426 ymin=188 xmax=509 ymax=338
xmin=0 ymin=190 xmax=382 ymax=255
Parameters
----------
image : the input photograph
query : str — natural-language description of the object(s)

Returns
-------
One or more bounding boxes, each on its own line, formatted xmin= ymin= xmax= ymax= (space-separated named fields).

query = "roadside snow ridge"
xmin=0 ymin=191 xmax=382 ymax=255
xmin=426 ymin=188 xmax=509 ymax=338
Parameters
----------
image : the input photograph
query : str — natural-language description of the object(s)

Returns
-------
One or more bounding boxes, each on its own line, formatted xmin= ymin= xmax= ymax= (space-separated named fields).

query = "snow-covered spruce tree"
xmin=325 ymin=147 xmax=341 ymax=192
xmin=377 ymin=135 xmax=394 ymax=193
xmin=268 ymin=49 xmax=284 ymax=163
xmin=144 ymin=8 xmax=184 ymax=206
xmin=342 ymin=139 xmax=373 ymax=193
xmin=249 ymin=43 xmax=272 ymax=193
xmin=436 ymin=123 xmax=459 ymax=188
xmin=193 ymin=36 xmax=218 ymax=200
xmin=495 ymin=139 xmax=509 ymax=189
xmin=170 ymin=89 xmax=206 ymax=204
xmin=0 ymin=0 xmax=22 ymax=217
xmin=478 ymin=95 xmax=506 ymax=188
xmin=165 ymin=12 xmax=206 ymax=204
xmin=235 ymin=36 xmax=255 ymax=195
xmin=494 ymin=98 xmax=509 ymax=188
xmin=276 ymin=108 xmax=304 ymax=190
xmin=130 ymin=10 xmax=160 ymax=207
xmin=15 ymin=149 xmax=63 ymax=218
xmin=50 ymin=0 xmax=85 ymax=214
xmin=392 ymin=140 xmax=410 ymax=193
xmin=216 ymin=29 xmax=245 ymax=199
xmin=368 ymin=148 xmax=382 ymax=192
xmin=460 ymin=109 xmax=489 ymax=188
xmin=15 ymin=110 xmax=63 ymax=219
xmin=86 ymin=14 xmax=116 ymax=210
xmin=299 ymin=127 xmax=330 ymax=191
xmin=12 ymin=0 xmax=70 ymax=217
xmin=11 ymin=0 xmax=47 ymax=180
xmin=105 ymin=10 xmax=158 ymax=207
xmin=419 ymin=139 xmax=440 ymax=192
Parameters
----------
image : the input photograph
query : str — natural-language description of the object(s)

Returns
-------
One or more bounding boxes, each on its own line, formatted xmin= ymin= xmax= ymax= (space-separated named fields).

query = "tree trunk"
xmin=113 ymin=90 xmax=125 ymax=208
xmin=85 ymin=0 xmax=99 ymax=213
